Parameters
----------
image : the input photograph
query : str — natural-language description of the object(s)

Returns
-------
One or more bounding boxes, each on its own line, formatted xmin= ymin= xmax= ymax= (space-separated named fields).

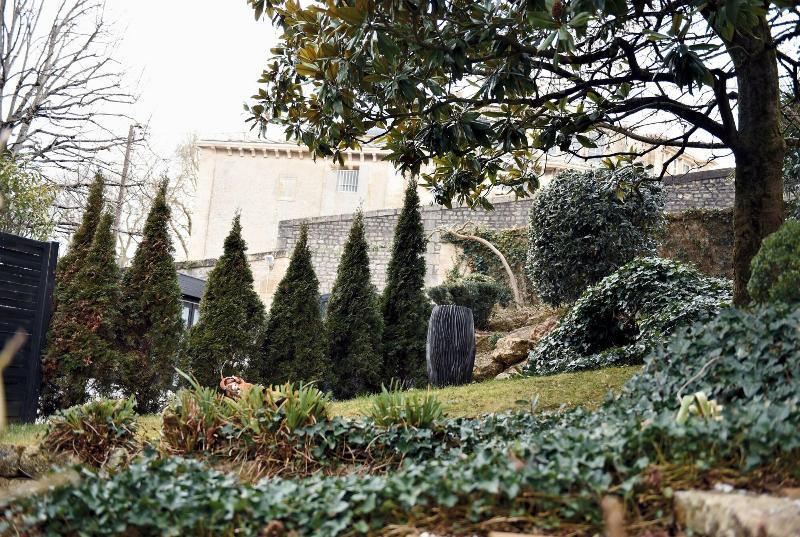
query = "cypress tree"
xmin=55 ymin=172 xmax=105 ymax=289
xmin=184 ymin=215 xmax=266 ymax=388
xmin=381 ymin=179 xmax=430 ymax=387
xmin=41 ymin=213 xmax=121 ymax=413
xmin=118 ymin=181 xmax=184 ymax=412
xmin=255 ymin=224 xmax=327 ymax=386
xmin=40 ymin=173 xmax=106 ymax=415
xmin=325 ymin=211 xmax=383 ymax=399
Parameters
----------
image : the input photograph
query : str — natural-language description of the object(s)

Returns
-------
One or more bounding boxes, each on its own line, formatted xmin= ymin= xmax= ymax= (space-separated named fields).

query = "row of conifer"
xmin=41 ymin=178 xmax=431 ymax=414
xmin=41 ymin=175 xmax=183 ymax=414
xmin=184 ymin=180 xmax=431 ymax=399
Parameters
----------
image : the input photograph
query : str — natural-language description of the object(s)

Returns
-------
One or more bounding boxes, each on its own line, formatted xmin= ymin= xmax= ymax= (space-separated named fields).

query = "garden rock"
xmin=675 ymin=489 xmax=800 ymax=537
xmin=473 ymin=353 xmax=505 ymax=380
xmin=491 ymin=316 xmax=559 ymax=367
xmin=0 ymin=444 xmax=72 ymax=479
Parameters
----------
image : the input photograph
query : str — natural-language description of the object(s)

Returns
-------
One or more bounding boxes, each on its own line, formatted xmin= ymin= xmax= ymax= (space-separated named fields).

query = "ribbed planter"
xmin=426 ymin=305 xmax=476 ymax=387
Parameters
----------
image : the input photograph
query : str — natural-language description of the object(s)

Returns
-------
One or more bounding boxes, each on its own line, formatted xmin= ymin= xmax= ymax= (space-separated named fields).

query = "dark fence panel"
xmin=0 ymin=232 xmax=58 ymax=422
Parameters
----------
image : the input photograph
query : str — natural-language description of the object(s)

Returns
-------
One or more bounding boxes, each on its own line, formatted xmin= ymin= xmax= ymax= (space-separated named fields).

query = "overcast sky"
xmin=102 ymin=1 xmax=733 ymax=168
xmin=107 ymin=0 xmax=277 ymax=155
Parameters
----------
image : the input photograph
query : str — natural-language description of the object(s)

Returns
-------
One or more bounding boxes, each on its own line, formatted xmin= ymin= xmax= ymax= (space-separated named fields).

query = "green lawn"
xmin=0 ymin=365 xmax=639 ymax=447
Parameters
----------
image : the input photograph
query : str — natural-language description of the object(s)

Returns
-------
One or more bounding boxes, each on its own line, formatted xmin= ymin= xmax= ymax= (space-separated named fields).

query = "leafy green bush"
xmin=427 ymin=277 xmax=508 ymax=330
xmin=41 ymin=213 xmax=123 ymax=412
xmin=621 ymin=304 xmax=800 ymax=415
xmin=746 ymin=219 xmax=800 ymax=305
xmin=526 ymin=166 xmax=665 ymax=306
xmin=40 ymin=174 xmax=106 ymax=415
xmin=525 ymin=257 xmax=731 ymax=376
xmin=14 ymin=306 xmax=800 ymax=536
xmin=788 ymin=199 xmax=799 ymax=220
xmin=42 ymin=397 xmax=139 ymax=466
xmin=255 ymin=223 xmax=328 ymax=386
xmin=367 ymin=382 xmax=444 ymax=428
xmin=118 ymin=181 xmax=184 ymax=412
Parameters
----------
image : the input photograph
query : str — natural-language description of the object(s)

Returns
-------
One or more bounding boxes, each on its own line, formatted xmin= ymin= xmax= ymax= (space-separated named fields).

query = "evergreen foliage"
xmin=55 ymin=173 xmax=105 ymax=297
xmin=118 ymin=182 xmax=184 ymax=412
xmin=0 ymin=156 xmax=55 ymax=240
xmin=325 ymin=211 xmax=383 ymax=399
xmin=526 ymin=167 xmax=665 ymax=306
xmin=747 ymin=219 xmax=800 ymax=305
xmin=525 ymin=257 xmax=731 ymax=376
xmin=17 ymin=304 xmax=800 ymax=536
xmin=255 ymin=224 xmax=327 ymax=386
xmin=40 ymin=213 xmax=121 ymax=414
xmin=40 ymin=174 xmax=106 ymax=415
xmin=381 ymin=180 xmax=430 ymax=387
xmin=427 ymin=276 xmax=508 ymax=330
xmin=184 ymin=215 xmax=266 ymax=388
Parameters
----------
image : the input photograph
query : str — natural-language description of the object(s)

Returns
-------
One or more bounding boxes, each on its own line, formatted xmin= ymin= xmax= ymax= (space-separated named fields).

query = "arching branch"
xmin=441 ymin=223 xmax=523 ymax=307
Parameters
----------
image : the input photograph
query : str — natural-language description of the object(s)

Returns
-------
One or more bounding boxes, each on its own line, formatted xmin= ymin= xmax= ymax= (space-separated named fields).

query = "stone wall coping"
xmin=278 ymin=197 xmax=533 ymax=228
xmin=176 ymin=249 xmax=289 ymax=268
xmin=663 ymin=167 xmax=734 ymax=186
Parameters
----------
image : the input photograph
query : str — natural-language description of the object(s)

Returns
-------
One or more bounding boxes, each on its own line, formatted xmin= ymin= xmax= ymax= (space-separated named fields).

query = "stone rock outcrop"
xmin=675 ymin=489 xmax=800 ymax=537
xmin=0 ymin=444 xmax=73 ymax=480
xmin=491 ymin=316 xmax=559 ymax=367
xmin=473 ymin=314 xmax=560 ymax=380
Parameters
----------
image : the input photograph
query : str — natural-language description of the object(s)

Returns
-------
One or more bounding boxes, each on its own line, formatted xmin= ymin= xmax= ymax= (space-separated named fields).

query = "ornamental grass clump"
xmin=162 ymin=371 xmax=330 ymax=475
xmin=42 ymin=397 xmax=139 ymax=467
xmin=368 ymin=382 xmax=444 ymax=428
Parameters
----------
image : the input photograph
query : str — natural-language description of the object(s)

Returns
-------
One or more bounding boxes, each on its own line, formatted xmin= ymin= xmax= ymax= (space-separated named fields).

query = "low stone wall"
xmin=663 ymin=168 xmax=735 ymax=213
xmin=276 ymin=197 xmax=535 ymax=295
xmin=659 ymin=208 xmax=734 ymax=279
xmin=179 ymin=169 xmax=740 ymax=307
xmin=178 ymin=198 xmax=533 ymax=306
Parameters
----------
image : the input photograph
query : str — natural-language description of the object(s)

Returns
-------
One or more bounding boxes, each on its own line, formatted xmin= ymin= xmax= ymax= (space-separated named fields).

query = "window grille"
xmin=337 ymin=169 xmax=359 ymax=192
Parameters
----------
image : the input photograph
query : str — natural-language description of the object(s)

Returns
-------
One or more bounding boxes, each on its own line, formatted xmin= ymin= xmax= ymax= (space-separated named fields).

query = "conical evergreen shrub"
xmin=118 ymin=181 xmax=184 ymax=412
xmin=255 ymin=224 xmax=327 ymax=386
xmin=40 ymin=213 xmax=121 ymax=413
xmin=55 ymin=173 xmax=105 ymax=290
xmin=40 ymin=174 xmax=106 ymax=415
xmin=184 ymin=215 xmax=266 ymax=388
xmin=325 ymin=211 xmax=383 ymax=398
xmin=382 ymin=179 xmax=430 ymax=387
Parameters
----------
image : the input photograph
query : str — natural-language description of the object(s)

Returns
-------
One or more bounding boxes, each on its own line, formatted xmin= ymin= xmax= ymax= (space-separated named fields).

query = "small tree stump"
xmin=426 ymin=305 xmax=476 ymax=387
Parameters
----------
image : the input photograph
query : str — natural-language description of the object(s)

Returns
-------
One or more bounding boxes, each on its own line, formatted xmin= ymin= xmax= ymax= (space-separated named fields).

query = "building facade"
xmin=187 ymin=136 xmax=711 ymax=262
xmin=182 ymin=137 xmax=722 ymax=308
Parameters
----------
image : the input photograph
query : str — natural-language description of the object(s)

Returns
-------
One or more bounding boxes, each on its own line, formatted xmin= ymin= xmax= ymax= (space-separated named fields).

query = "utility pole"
xmin=114 ymin=124 xmax=138 ymax=262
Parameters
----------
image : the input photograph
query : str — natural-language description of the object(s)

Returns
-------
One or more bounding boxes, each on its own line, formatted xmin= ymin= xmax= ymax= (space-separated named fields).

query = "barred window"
xmin=337 ymin=168 xmax=359 ymax=192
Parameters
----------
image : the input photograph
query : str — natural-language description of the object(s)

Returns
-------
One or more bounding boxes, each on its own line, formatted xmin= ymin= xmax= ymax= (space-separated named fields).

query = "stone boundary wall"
xmin=276 ymin=197 xmax=535 ymax=295
xmin=663 ymin=168 xmax=734 ymax=213
xmin=177 ymin=168 xmax=738 ymax=306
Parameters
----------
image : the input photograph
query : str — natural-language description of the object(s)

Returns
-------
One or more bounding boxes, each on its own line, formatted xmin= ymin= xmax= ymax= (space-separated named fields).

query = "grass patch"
xmin=0 ymin=423 xmax=46 ymax=447
xmin=0 ymin=366 xmax=639 ymax=447
xmin=331 ymin=365 xmax=639 ymax=417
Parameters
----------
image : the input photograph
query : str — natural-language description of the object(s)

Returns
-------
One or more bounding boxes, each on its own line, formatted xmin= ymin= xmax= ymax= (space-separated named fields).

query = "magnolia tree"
xmin=246 ymin=0 xmax=800 ymax=304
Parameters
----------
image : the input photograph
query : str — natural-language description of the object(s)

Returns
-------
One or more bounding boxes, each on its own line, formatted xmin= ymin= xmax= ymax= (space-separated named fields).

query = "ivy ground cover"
xmin=5 ymin=306 xmax=800 ymax=535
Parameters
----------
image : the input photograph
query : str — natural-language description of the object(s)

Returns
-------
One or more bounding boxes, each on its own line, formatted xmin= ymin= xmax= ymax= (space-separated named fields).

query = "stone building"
xmin=180 ymin=136 xmax=724 ymax=308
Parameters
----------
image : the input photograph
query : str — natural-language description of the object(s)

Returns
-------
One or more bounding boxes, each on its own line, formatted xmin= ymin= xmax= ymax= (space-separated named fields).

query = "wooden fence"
xmin=0 ymin=232 xmax=58 ymax=422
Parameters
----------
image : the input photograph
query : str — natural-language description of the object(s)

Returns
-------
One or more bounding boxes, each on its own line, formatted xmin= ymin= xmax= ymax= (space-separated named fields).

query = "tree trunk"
xmin=729 ymin=17 xmax=785 ymax=306
xmin=426 ymin=305 xmax=476 ymax=387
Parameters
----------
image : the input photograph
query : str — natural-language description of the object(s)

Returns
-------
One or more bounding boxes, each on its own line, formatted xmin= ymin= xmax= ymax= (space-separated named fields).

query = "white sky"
xmin=107 ymin=0 xmax=277 ymax=156
xmin=101 ymin=1 xmax=734 ymax=168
